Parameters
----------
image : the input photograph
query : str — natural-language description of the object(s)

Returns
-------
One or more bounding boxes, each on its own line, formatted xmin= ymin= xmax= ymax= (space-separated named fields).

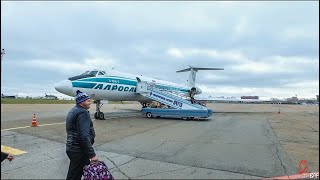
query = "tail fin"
xmin=176 ymin=66 xmax=224 ymax=87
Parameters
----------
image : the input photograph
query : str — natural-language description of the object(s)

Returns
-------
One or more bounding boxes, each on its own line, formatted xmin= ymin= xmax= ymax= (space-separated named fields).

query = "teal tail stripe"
xmin=72 ymin=82 xmax=97 ymax=89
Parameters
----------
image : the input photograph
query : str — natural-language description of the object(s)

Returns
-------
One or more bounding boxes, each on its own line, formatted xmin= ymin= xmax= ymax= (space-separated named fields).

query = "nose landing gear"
xmin=94 ymin=100 xmax=105 ymax=120
xmin=94 ymin=111 xmax=104 ymax=120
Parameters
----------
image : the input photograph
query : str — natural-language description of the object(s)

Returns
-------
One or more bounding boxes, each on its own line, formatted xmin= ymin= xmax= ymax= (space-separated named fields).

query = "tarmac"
xmin=1 ymin=103 xmax=319 ymax=179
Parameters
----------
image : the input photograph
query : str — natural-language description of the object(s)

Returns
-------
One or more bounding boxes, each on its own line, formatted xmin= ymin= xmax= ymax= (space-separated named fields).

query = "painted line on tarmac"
xmin=1 ymin=122 xmax=66 ymax=132
xmin=1 ymin=145 xmax=27 ymax=155
xmin=1 ymin=125 xmax=31 ymax=131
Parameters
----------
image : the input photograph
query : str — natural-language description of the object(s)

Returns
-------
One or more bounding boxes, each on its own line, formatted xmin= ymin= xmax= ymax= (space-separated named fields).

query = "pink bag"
xmin=83 ymin=161 xmax=114 ymax=180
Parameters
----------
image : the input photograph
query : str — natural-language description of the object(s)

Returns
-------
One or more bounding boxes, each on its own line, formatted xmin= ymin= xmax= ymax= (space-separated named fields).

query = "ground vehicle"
xmin=141 ymin=107 xmax=213 ymax=120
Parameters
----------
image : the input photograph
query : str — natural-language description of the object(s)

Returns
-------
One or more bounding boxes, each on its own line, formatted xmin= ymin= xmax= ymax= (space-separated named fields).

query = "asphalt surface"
xmin=1 ymin=103 xmax=318 ymax=179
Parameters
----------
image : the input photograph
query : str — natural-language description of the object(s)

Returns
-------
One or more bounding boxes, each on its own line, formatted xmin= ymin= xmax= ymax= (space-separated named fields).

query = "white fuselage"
xmin=55 ymin=70 xmax=193 ymax=102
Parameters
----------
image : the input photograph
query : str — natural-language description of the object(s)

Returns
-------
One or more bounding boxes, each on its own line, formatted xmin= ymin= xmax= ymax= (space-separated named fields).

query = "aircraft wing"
xmin=196 ymin=97 xmax=270 ymax=103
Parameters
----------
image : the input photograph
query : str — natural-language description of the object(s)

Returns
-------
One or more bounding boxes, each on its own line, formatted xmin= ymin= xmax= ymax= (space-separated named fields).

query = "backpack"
xmin=83 ymin=161 xmax=114 ymax=180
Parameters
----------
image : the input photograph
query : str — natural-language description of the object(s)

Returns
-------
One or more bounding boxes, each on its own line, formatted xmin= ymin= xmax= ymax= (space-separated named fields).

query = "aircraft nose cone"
xmin=54 ymin=80 xmax=72 ymax=95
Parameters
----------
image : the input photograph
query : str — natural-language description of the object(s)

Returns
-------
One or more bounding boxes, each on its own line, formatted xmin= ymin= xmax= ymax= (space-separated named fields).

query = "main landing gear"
xmin=94 ymin=100 xmax=105 ymax=120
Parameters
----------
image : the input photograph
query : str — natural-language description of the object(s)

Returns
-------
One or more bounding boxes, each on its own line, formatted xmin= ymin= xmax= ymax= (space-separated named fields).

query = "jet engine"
xmin=191 ymin=87 xmax=202 ymax=95
xmin=189 ymin=87 xmax=202 ymax=98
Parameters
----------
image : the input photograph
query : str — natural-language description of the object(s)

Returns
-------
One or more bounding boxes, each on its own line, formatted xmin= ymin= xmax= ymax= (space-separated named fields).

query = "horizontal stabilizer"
xmin=176 ymin=66 xmax=224 ymax=87
xmin=176 ymin=67 xmax=224 ymax=73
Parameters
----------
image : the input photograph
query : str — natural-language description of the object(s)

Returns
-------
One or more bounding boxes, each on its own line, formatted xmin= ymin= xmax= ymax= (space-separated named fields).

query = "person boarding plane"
xmin=54 ymin=66 xmax=224 ymax=120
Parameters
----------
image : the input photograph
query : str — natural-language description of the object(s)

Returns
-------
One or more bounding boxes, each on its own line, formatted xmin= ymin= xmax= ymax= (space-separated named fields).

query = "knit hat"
xmin=75 ymin=90 xmax=90 ymax=104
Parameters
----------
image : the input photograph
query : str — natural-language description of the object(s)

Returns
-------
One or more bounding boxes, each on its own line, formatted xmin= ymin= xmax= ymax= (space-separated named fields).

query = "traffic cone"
xmin=31 ymin=113 xmax=38 ymax=127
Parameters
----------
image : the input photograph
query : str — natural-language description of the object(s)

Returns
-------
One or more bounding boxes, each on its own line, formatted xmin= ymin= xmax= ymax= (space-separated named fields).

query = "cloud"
xmin=1 ymin=1 xmax=318 ymax=99
xmin=166 ymin=47 xmax=248 ymax=64
xmin=281 ymin=27 xmax=319 ymax=41
xmin=167 ymin=48 xmax=185 ymax=59
xmin=283 ymin=80 xmax=319 ymax=89
xmin=230 ymin=56 xmax=318 ymax=74
xmin=199 ymin=84 xmax=318 ymax=99
xmin=231 ymin=16 xmax=257 ymax=41
xmin=166 ymin=47 xmax=318 ymax=75
xmin=17 ymin=57 xmax=118 ymax=74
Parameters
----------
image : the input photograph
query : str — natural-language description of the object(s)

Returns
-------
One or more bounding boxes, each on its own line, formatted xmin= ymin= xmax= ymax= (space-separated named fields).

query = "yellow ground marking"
xmin=1 ymin=122 xmax=66 ymax=132
xmin=1 ymin=145 xmax=27 ymax=155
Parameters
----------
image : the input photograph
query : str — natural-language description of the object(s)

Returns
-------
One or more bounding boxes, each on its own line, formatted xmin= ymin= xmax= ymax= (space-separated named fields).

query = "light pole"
xmin=1 ymin=49 xmax=4 ymax=60
xmin=1 ymin=49 xmax=4 ymax=73
xmin=1 ymin=49 xmax=4 ymax=96
xmin=1 ymin=48 xmax=4 ymax=75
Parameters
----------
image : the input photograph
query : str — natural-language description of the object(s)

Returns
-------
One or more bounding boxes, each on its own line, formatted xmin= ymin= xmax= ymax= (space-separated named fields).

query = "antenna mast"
xmin=1 ymin=49 xmax=4 ymax=74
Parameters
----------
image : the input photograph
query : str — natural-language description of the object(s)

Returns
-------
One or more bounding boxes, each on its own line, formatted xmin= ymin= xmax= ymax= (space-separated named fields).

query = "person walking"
xmin=66 ymin=90 xmax=98 ymax=180
xmin=1 ymin=152 xmax=14 ymax=162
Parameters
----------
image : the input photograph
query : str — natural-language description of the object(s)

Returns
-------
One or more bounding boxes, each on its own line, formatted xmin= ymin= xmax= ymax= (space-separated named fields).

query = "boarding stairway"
xmin=136 ymin=82 xmax=207 ymax=110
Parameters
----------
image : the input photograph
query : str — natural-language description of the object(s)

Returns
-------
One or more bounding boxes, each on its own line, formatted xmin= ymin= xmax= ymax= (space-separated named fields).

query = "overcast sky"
xmin=1 ymin=1 xmax=319 ymax=99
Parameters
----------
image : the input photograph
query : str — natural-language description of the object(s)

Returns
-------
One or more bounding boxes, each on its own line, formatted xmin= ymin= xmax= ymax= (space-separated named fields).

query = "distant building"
xmin=241 ymin=96 xmax=259 ymax=99
xmin=286 ymin=96 xmax=298 ymax=104
xmin=44 ymin=94 xmax=58 ymax=100
xmin=270 ymin=98 xmax=282 ymax=104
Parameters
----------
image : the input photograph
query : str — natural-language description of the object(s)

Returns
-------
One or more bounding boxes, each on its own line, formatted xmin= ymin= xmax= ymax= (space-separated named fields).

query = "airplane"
xmin=1 ymin=93 xmax=17 ymax=99
xmin=54 ymin=66 xmax=224 ymax=120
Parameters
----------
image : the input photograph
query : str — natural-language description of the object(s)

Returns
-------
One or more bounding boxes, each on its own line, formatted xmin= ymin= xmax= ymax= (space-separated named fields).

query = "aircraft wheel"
xmin=94 ymin=112 xmax=99 ymax=119
xmin=146 ymin=112 xmax=153 ymax=118
xmin=98 ymin=112 xmax=105 ymax=120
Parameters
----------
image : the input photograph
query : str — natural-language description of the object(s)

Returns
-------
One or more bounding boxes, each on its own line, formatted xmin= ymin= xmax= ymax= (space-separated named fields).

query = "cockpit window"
xmin=68 ymin=70 xmax=107 ymax=80
xmin=82 ymin=71 xmax=90 ymax=75
xmin=68 ymin=70 xmax=98 ymax=81
xmin=88 ymin=71 xmax=98 ymax=76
